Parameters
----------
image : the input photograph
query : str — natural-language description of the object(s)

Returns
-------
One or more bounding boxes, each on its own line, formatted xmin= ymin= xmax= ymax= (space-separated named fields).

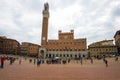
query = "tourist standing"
xmin=68 ymin=58 xmax=70 ymax=63
xmin=0 ymin=56 xmax=5 ymax=68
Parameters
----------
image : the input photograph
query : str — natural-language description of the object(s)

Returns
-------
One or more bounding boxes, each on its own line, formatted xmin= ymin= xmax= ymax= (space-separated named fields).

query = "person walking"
xmin=90 ymin=57 xmax=93 ymax=64
xmin=80 ymin=57 xmax=82 ymax=65
xmin=105 ymin=59 xmax=108 ymax=67
xmin=37 ymin=59 xmax=41 ymax=66
xmin=29 ymin=59 xmax=32 ymax=63
xmin=34 ymin=58 xmax=36 ymax=64
xmin=115 ymin=57 xmax=118 ymax=62
xmin=19 ymin=59 xmax=21 ymax=64
xmin=10 ymin=57 xmax=13 ymax=65
xmin=0 ymin=56 xmax=5 ymax=68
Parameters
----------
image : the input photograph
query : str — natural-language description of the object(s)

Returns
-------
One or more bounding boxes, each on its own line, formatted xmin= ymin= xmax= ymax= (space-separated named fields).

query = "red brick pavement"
xmin=0 ymin=57 xmax=120 ymax=80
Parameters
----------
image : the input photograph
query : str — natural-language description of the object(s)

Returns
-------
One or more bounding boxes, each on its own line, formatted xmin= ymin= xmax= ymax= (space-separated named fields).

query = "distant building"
xmin=0 ymin=36 xmax=20 ymax=54
xmin=20 ymin=42 xmax=40 ymax=56
xmin=39 ymin=3 xmax=88 ymax=59
xmin=114 ymin=30 xmax=120 ymax=55
xmin=88 ymin=40 xmax=118 ymax=57
xmin=0 ymin=37 xmax=4 ymax=54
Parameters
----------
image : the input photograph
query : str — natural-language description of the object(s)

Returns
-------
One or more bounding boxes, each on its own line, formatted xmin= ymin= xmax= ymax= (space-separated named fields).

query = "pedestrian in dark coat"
xmin=90 ymin=58 xmax=93 ymax=64
xmin=115 ymin=57 xmax=118 ymax=61
xmin=105 ymin=60 xmax=108 ymax=67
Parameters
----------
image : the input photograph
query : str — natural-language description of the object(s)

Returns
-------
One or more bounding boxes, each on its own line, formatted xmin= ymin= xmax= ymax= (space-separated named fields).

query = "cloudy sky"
xmin=0 ymin=0 xmax=120 ymax=46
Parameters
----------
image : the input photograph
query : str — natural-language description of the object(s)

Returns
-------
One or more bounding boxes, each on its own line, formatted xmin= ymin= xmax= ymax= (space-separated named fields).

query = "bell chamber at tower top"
xmin=44 ymin=3 xmax=49 ymax=11
xmin=43 ymin=2 xmax=49 ymax=18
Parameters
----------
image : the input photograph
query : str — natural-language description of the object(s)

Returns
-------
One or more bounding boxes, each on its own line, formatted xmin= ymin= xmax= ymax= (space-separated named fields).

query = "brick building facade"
xmin=0 ymin=36 xmax=20 ymax=54
xmin=88 ymin=40 xmax=118 ymax=57
xmin=114 ymin=30 xmax=120 ymax=55
xmin=20 ymin=42 xmax=40 ymax=56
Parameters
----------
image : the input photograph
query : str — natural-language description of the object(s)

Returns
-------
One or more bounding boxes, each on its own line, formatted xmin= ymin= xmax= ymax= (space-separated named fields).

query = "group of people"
xmin=0 ymin=55 xmax=42 ymax=68
xmin=0 ymin=55 xmax=119 ymax=68
xmin=0 ymin=56 xmax=19 ymax=68
xmin=79 ymin=57 xmax=93 ymax=65
xmin=79 ymin=56 xmax=119 ymax=67
xmin=27 ymin=58 xmax=42 ymax=66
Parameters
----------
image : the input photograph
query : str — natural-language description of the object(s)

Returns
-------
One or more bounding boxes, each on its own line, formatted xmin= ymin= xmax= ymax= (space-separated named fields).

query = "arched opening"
xmin=49 ymin=54 xmax=51 ymax=58
xmin=79 ymin=54 xmax=81 ymax=58
xmin=41 ymin=50 xmax=44 ymax=57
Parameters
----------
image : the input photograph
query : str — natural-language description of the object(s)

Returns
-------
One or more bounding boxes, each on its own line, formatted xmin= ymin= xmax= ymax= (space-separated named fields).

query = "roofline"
xmin=114 ymin=30 xmax=120 ymax=38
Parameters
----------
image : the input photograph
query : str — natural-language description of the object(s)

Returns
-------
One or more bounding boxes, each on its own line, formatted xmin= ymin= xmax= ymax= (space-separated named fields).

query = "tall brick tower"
xmin=41 ymin=3 xmax=49 ymax=46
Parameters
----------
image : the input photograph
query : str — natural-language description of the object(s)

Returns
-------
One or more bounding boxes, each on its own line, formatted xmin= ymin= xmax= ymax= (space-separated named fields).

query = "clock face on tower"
xmin=42 ymin=37 xmax=46 ymax=40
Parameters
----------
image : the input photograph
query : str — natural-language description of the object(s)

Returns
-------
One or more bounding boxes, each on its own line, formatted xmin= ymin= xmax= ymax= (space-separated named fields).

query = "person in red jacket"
xmin=0 ymin=56 xmax=5 ymax=68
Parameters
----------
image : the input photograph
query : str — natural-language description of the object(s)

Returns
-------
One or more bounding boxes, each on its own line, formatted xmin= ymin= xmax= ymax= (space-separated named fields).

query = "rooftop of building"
xmin=114 ymin=30 xmax=120 ymax=38
xmin=21 ymin=42 xmax=40 ymax=46
xmin=88 ymin=39 xmax=114 ymax=47
xmin=0 ymin=36 xmax=19 ymax=43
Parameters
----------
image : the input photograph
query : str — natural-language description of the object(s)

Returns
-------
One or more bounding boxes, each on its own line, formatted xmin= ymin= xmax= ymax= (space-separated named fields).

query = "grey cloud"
xmin=0 ymin=0 xmax=120 ymax=45
xmin=113 ymin=7 xmax=120 ymax=17
xmin=22 ymin=0 xmax=42 ymax=12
